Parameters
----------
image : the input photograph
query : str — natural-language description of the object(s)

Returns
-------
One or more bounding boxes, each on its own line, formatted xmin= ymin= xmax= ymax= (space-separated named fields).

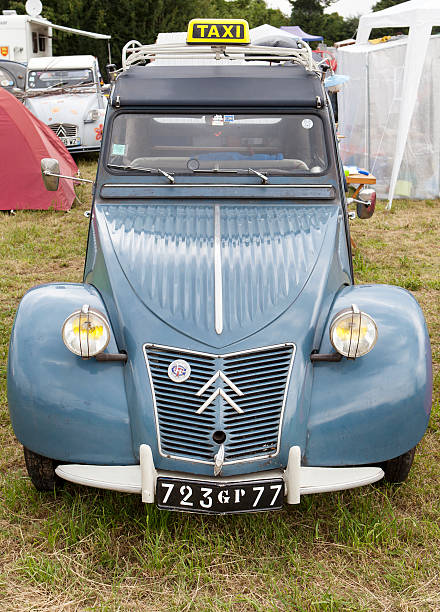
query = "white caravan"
xmin=0 ymin=8 xmax=111 ymax=64
xmin=0 ymin=10 xmax=53 ymax=62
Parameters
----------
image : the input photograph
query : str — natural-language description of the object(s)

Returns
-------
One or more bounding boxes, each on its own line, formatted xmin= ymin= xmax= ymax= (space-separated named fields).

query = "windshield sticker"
xmin=212 ymin=114 xmax=224 ymax=126
xmin=187 ymin=158 xmax=200 ymax=171
xmin=302 ymin=118 xmax=314 ymax=129
xmin=224 ymin=114 xmax=235 ymax=123
xmin=112 ymin=143 xmax=126 ymax=156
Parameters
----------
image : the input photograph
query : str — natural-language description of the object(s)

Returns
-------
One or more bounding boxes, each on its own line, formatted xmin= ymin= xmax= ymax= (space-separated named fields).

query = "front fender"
xmin=7 ymin=283 xmax=134 ymax=464
xmin=305 ymin=284 xmax=432 ymax=465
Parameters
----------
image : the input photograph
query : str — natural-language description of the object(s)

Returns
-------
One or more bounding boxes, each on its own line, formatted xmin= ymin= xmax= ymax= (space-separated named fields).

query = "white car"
xmin=24 ymin=55 xmax=107 ymax=152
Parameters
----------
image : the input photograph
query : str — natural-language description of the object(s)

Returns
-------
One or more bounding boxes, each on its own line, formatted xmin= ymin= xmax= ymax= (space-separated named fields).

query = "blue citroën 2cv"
xmin=8 ymin=19 xmax=432 ymax=514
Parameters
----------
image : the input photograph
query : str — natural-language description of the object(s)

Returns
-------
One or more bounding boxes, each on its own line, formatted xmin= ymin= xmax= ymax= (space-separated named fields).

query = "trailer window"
xmin=0 ymin=68 xmax=14 ymax=87
xmin=38 ymin=35 xmax=46 ymax=52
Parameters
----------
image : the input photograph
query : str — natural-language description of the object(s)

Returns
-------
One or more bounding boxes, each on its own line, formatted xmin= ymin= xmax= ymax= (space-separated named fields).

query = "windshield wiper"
xmin=248 ymin=167 xmax=268 ymax=184
xmin=108 ymin=164 xmax=175 ymax=183
xmin=47 ymin=81 xmax=68 ymax=89
xmin=191 ymin=166 xmax=269 ymax=183
xmin=63 ymin=79 xmax=96 ymax=90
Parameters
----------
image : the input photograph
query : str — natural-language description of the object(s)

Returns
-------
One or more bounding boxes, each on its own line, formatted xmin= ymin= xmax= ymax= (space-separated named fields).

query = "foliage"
xmin=289 ymin=0 xmax=359 ymax=45
xmin=289 ymin=0 xmax=330 ymax=41
xmin=321 ymin=13 xmax=358 ymax=44
xmin=210 ymin=0 xmax=289 ymax=28
xmin=0 ymin=0 xmax=288 ymax=72
xmin=372 ymin=0 xmax=406 ymax=10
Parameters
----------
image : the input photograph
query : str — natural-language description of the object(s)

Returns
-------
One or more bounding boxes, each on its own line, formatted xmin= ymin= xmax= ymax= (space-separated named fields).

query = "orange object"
xmin=346 ymin=173 xmax=376 ymax=198
xmin=346 ymin=172 xmax=376 ymax=185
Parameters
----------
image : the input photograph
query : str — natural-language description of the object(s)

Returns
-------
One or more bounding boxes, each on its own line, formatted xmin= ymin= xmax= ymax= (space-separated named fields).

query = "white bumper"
xmin=55 ymin=445 xmax=384 ymax=505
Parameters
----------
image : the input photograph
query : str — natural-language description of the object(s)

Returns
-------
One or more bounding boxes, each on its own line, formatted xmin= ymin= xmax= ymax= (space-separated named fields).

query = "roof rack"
xmin=121 ymin=40 xmax=320 ymax=74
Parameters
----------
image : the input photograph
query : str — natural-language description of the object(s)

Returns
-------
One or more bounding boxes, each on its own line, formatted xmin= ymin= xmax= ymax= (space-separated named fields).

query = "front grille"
xmin=49 ymin=123 xmax=78 ymax=138
xmin=144 ymin=343 xmax=295 ymax=465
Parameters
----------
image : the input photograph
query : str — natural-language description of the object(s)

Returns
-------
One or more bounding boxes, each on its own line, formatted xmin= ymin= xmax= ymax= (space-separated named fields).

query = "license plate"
xmin=60 ymin=136 xmax=80 ymax=146
xmin=156 ymin=477 xmax=284 ymax=514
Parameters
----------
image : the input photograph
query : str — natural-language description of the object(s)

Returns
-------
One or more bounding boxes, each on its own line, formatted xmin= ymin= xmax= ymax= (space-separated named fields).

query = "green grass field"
xmin=0 ymin=159 xmax=439 ymax=610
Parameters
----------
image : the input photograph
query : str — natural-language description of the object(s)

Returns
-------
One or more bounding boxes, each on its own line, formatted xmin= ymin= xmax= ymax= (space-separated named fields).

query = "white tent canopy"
xmin=356 ymin=0 xmax=440 ymax=208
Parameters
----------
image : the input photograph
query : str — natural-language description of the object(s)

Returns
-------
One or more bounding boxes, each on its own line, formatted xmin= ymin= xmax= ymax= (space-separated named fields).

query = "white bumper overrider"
xmin=55 ymin=445 xmax=384 ymax=504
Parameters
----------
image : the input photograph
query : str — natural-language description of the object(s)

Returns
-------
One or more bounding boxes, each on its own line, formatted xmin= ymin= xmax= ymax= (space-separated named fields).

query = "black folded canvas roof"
xmin=111 ymin=64 xmax=324 ymax=108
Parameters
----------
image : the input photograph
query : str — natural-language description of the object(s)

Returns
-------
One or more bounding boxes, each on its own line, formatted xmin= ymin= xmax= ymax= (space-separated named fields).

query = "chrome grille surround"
xmin=49 ymin=123 xmax=78 ymax=138
xmin=144 ymin=343 xmax=295 ymax=466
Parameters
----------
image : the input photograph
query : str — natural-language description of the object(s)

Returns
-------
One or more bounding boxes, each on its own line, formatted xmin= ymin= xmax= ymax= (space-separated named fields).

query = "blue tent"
xmin=280 ymin=26 xmax=324 ymax=42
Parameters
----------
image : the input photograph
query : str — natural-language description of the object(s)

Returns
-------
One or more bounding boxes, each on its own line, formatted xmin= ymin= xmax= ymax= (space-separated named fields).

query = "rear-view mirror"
xmin=357 ymin=187 xmax=376 ymax=219
xmin=41 ymin=158 xmax=60 ymax=191
xmin=106 ymin=63 xmax=117 ymax=83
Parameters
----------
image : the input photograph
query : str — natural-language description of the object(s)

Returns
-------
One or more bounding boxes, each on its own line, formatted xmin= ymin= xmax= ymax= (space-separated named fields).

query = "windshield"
xmin=108 ymin=113 xmax=328 ymax=176
xmin=27 ymin=69 xmax=94 ymax=90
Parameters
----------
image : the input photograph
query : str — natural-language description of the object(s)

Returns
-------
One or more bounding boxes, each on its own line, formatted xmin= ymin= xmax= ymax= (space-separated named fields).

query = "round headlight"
xmin=330 ymin=305 xmax=378 ymax=359
xmin=62 ymin=304 xmax=110 ymax=358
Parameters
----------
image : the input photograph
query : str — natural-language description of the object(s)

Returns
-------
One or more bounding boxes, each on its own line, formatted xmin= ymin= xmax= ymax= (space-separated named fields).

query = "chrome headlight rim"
xmin=62 ymin=304 xmax=110 ymax=358
xmin=330 ymin=304 xmax=378 ymax=359
xmin=83 ymin=108 xmax=100 ymax=123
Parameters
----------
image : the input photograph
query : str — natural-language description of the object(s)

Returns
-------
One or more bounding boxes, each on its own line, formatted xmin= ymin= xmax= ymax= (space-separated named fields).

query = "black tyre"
xmin=381 ymin=447 xmax=416 ymax=484
xmin=23 ymin=447 xmax=64 ymax=492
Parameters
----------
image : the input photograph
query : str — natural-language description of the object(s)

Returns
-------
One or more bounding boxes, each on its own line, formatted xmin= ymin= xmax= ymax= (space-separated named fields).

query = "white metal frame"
xmin=121 ymin=40 xmax=320 ymax=73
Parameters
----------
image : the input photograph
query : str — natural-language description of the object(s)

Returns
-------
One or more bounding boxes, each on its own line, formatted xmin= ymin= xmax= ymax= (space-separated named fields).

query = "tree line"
xmin=1 ymin=0 xmax=409 ymax=72
xmin=2 ymin=0 xmax=289 ymax=70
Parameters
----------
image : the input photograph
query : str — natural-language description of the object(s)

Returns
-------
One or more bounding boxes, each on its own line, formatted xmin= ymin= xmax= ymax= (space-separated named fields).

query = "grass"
xmin=0 ymin=164 xmax=439 ymax=610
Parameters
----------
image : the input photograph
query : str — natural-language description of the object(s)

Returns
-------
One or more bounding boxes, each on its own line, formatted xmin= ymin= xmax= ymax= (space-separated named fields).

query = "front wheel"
xmin=381 ymin=447 xmax=416 ymax=484
xmin=23 ymin=447 xmax=64 ymax=492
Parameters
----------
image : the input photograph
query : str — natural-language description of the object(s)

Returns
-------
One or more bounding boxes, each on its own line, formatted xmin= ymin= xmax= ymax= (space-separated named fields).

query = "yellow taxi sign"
xmin=187 ymin=19 xmax=250 ymax=45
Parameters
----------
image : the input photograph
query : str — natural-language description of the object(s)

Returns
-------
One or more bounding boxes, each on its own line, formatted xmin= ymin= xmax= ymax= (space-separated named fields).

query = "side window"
xmin=0 ymin=68 xmax=14 ymax=87
xmin=38 ymin=35 xmax=46 ymax=52
xmin=32 ymin=32 xmax=38 ymax=54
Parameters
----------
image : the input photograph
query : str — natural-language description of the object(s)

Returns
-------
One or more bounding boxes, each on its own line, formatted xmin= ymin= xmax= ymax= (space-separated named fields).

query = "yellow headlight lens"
xmin=334 ymin=323 xmax=368 ymax=342
xmin=330 ymin=307 xmax=378 ymax=358
xmin=72 ymin=319 xmax=104 ymax=339
xmin=62 ymin=306 xmax=110 ymax=357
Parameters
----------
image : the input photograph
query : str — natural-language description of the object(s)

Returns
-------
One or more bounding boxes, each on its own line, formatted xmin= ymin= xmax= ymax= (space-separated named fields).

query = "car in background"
xmin=312 ymin=49 xmax=337 ymax=72
xmin=23 ymin=55 xmax=107 ymax=152
xmin=0 ymin=59 xmax=26 ymax=95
